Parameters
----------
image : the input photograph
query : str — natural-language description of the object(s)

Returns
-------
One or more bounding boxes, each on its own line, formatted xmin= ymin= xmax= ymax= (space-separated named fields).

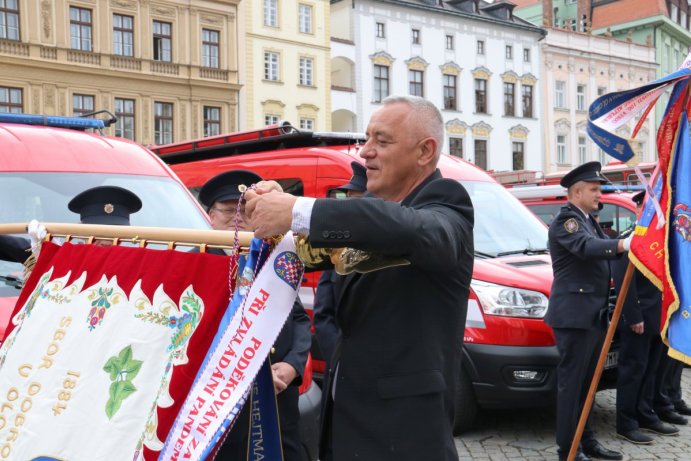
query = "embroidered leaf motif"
xmin=103 ymin=345 xmax=142 ymax=420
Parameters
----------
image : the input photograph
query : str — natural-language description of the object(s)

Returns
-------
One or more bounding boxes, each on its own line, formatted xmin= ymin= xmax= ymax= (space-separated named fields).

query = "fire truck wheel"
xmin=453 ymin=368 xmax=477 ymax=435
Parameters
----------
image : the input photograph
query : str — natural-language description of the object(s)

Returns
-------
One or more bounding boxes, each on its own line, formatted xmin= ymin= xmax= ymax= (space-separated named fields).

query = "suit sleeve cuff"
xmin=291 ymin=197 xmax=316 ymax=235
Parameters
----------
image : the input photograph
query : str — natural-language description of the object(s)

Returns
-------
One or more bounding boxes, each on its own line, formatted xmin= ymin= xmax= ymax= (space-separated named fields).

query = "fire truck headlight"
xmin=471 ymin=280 xmax=548 ymax=318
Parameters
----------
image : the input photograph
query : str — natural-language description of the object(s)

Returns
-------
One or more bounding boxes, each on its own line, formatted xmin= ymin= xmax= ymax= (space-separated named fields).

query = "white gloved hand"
xmin=27 ymin=219 xmax=47 ymax=254
xmin=622 ymin=233 xmax=633 ymax=252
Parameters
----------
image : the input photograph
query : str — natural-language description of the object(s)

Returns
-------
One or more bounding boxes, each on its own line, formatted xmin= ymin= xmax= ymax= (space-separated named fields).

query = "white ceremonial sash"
xmin=161 ymin=232 xmax=302 ymax=460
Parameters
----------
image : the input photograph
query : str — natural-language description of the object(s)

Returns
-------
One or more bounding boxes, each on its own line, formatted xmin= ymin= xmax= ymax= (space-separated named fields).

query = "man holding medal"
xmin=244 ymin=95 xmax=475 ymax=461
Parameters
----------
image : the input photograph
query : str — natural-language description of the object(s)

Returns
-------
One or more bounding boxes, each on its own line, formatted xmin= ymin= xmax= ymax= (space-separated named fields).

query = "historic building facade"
xmin=541 ymin=28 xmax=657 ymax=173
xmin=242 ymin=0 xmax=331 ymax=131
xmin=0 ymin=0 xmax=240 ymax=145
xmin=330 ymin=0 xmax=546 ymax=173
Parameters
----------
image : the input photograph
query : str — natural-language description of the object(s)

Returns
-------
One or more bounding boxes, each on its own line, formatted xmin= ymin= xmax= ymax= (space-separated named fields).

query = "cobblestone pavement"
xmin=455 ymin=368 xmax=691 ymax=460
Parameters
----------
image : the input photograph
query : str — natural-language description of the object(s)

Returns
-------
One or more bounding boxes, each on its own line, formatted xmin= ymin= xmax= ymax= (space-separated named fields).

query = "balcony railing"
xmin=151 ymin=61 xmax=180 ymax=75
xmin=0 ymin=39 xmax=28 ymax=56
xmin=111 ymin=56 xmax=142 ymax=71
xmin=200 ymin=67 xmax=228 ymax=81
xmin=67 ymin=49 xmax=101 ymax=65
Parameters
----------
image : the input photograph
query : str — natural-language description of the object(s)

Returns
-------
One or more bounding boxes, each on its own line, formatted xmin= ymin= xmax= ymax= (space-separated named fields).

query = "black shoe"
xmin=640 ymin=420 xmax=680 ymax=435
xmin=582 ymin=441 xmax=623 ymax=460
xmin=674 ymin=400 xmax=691 ymax=416
xmin=559 ymin=452 xmax=591 ymax=461
xmin=658 ymin=410 xmax=688 ymax=425
xmin=616 ymin=429 xmax=654 ymax=444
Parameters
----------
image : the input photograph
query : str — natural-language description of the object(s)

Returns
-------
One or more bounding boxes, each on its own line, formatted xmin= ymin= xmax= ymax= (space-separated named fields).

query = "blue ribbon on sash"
xmin=247 ymin=359 xmax=283 ymax=461
xmin=587 ymin=66 xmax=691 ymax=161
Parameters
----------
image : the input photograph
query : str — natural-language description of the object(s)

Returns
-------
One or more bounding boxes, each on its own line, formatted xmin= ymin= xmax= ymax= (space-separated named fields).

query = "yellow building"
xmin=241 ymin=0 xmax=331 ymax=131
xmin=0 ymin=0 xmax=240 ymax=145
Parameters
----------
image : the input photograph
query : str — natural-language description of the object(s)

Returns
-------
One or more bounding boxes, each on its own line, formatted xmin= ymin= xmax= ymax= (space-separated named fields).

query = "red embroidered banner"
xmin=0 ymin=241 xmax=231 ymax=460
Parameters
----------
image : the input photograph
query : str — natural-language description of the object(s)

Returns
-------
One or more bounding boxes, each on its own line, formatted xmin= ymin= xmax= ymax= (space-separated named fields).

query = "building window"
xmin=299 ymin=57 xmax=314 ymax=86
xmin=265 ymin=114 xmax=280 ymax=125
xmin=70 ymin=6 xmax=92 ymax=51
xmin=409 ymin=70 xmax=423 ymax=97
xmin=449 ymin=137 xmax=463 ymax=158
xmin=73 ymin=94 xmax=94 ymax=117
xmin=299 ymin=4 xmax=312 ymax=33
xmin=506 ymin=45 xmax=513 ymax=60
xmin=443 ymin=74 xmax=457 ymax=110
xmin=376 ymin=22 xmax=385 ymax=38
xmin=522 ymin=85 xmax=533 ymax=118
xmin=446 ymin=34 xmax=454 ymax=50
xmin=477 ymin=40 xmax=485 ymax=55
xmin=597 ymin=86 xmax=607 ymax=96
xmin=113 ymin=14 xmax=134 ymax=57
xmin=578 ymin=136 xmax=587 ymax=164
xmin=671 ymin=3 xmax=679 ymax=22
xmin=512 ymin=142 xmax=524 ymax=170
xmin=300 ymin=118 xmax=314 ymax=130
xmin=0 ymin=86 xmax=22 ymax=113
xmin=373 ymin=64 xmax=389 ymax=102
xmin=475 ymin=79 xmax=487 ymax=114
xmin=0 ymin=0 xmax=20 ymax=40
xmin=598 ymin=148 xmax=606 ymax=164
xmin=264 ymin=0 xmax=278 ymax=27
xmin=555 ymin=80 xmax=566 ymax=108
xmin=202 ymin=29 xmax=219 ymax=68
xmin=576 ymin=84 xmax=587 ymax=111
xmin=114 ymin=98 xmax=135 ymax=141
xmin=154 ymin=102 xmax=173 ymax=145
xmin=474 ymin=140 xmax=487 ymax=170
xmin=412 ymin=28 xmax=420 ymax=44
xmin=153 ymin=21 xmax=172 ymax=62
xmin=264 ymin=51 xmax=280 ymax=81
xmin=203 ymin=106 xmax=221 ymax=137
xmin=557 ymin=134 xmax=567 ymax=164
xmin=523 ymin=48 xmax=530 ymax=62
xmin=504 ymin=82 xmax=515 ymax=116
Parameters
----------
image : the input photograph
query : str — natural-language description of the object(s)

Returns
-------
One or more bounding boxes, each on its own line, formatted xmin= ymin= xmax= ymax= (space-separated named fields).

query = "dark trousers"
xmin=553 ymin=327 xmax=605 ymax=455
xmin=654 ymin=341 xmax=686 ymax=413
xmin=616 ymin=327 xmax=663 ymax=431
xmin=217 ymin=385 xmax=305 ymax=461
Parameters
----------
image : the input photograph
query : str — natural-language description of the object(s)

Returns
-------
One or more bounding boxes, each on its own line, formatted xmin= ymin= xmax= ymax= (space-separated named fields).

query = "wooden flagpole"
xmin=568 ymin=261 xmax=635 ymax=461
xmin=0 ymin=222 xmax=254 ymax=249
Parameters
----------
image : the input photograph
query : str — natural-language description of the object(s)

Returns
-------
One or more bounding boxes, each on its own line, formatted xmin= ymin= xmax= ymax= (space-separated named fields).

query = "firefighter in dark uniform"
xmin=198 ymin=170 xmax=311 ymax=461
xmin=546 ymin=161 xmax=628 ymax=461
xmin=613 ymin=191 xmax=678 ymax=444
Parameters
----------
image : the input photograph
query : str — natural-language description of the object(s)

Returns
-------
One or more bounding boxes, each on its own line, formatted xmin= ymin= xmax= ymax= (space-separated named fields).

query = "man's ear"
xmin=417 ymin=137 xmax=437 ymax=167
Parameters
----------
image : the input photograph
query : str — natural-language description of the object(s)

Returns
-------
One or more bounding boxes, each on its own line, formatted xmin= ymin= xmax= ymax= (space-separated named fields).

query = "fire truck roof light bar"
xmin=0 ymin=113 xmax=106 ymax=130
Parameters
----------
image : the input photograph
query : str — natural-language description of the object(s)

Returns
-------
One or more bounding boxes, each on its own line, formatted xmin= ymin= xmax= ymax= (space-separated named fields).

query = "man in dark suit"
xmin=198 ymin=170 xmax=311 ymax=461
xmin=546 ymin=161 xmax=628 ymax=461
xmin=244 ymin=95 xmax=474 ymax=461
xmin=313 ymin=161 xmax=368 ymax=369
xmin=613 ymin=191 xmax=678 ymax=445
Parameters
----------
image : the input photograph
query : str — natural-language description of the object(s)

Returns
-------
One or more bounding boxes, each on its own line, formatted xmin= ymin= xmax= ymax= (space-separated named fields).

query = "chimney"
xmin=543 ymin=0 xmax=554 ymax=27
xmin=577 ymin=0 xmax=592 ymax=26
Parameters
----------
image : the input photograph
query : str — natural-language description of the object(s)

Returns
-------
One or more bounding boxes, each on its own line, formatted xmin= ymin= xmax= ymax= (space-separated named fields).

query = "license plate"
xmin=605 ymin=351 xmax=618 ymax=369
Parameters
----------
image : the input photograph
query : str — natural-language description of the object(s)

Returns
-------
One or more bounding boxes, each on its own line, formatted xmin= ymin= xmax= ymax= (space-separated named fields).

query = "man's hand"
xmin=255 ymin=180 xmax=283 ymax=194
xmin=618 ymin=234 xmax=633 ymax=253
xmin=271 ymin=362 xmax=298 ymax=394
xmin=630 ymin=321 xmax=644 ymax=335
xmin=244 ymin=190 xmax=297 ymax=238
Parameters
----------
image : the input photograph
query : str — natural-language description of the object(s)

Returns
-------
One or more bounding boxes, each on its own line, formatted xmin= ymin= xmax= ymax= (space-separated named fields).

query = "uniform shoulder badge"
xmin=564 ymin=218 xmax=579 ymax=233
